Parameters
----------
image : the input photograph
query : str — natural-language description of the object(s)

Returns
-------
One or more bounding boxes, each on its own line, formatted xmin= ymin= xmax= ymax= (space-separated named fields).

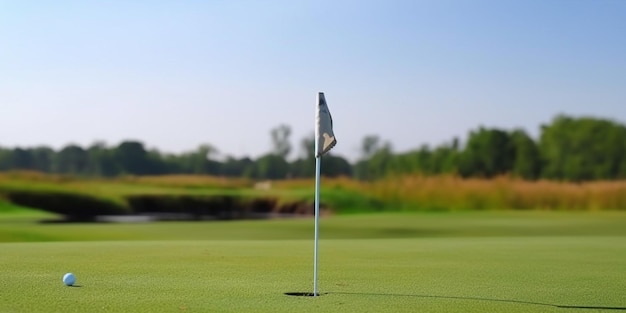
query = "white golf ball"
xmin=63 ymin=273 xmax=76 ymax=286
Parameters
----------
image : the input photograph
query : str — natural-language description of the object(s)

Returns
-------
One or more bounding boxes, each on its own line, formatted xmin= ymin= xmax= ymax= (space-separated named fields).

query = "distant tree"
xmin=145 ymin=148 xmax=170 ymax=175
xmin=300 ymin=133 xmax=315 ymax=159
xmin=619 ymin=157 xmax=626 ymax=179
xmin=289 ymin=133 xmax=316 ymax=178
xmin=200 ymin=144 xmax=221 ymax=175
xmin=85 ymin=141 xmax=119 ymax=176
xmin=179 ymin=144 xmax=220 ymax=175
xmin=114 ymin=141 xmax=152 ymax=175
xmin=385 ymin=141 xmax=458 ymax=177
xmin=353 ymin=160 xmax=368 ymax=180
xmin=459 ymin=127 xmax=514 ymax=178
xmin=0 ymin=147 xmax=12 ymax=170
xmin=270 ymin=124 xmax=292 ymax=159
xmin=360 ymin=135 xmax=381 ymax=160
xmin=354 ymin=135 xmax=384 ymax=180
xmin=510 ymin=129 xmax=541 ymax=180
xmin=367 ymin=142 xmax=393 ymax=179
xmin=55 ymin=144 xmax=88 ymax=174
xmin=409 ymin=145 xmax=434 ymax=175
xmin=255 ymin=154 xmax=289 ymax=179
xmin=290 ymin=159 xmax=311 ymax=178
xmin=221 ymin=156 xmax=254 ymax=177
xmin=10 ymin=148 xmax=35 ymax=170
xmin=159 ymin=152 xmax=184 ymax=174
xmin=430 ymin=139 xmax=460 ymax=175
xmin=540 ymin=115 xmax=626 ymax=181
xmin=321 ymin=154 xmax=353 ymax=177
xmin=31 ymin=146 xmax=55 ymax=173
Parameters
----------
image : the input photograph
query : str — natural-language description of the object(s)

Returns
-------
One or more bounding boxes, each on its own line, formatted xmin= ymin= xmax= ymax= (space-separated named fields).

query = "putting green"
xmin=1 ymin=238 xmax=625 ymax=312
xmin=1 ymin=212 xmax=625 ymax=312
xmin=2 ymin=211 xmax=626 ymax=242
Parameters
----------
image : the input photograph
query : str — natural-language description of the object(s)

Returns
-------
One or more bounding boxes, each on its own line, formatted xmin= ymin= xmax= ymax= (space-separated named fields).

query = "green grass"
xmin=1 ymin=212 xmax=626 ymax=312
xmin=0 ymin=200 xmax=58 ymax=220
xmin=2 ymin=211 xmax=626 ymax=242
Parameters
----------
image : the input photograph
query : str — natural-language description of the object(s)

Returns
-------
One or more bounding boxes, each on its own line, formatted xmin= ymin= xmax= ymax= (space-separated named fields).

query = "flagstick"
xmin=313 ymin=155 xmax=321 ymax=297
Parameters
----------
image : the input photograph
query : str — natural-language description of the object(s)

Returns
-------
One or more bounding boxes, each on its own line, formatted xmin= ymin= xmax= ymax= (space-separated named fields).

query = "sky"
xmin=1 ymin=0 xmax=625 ymax=161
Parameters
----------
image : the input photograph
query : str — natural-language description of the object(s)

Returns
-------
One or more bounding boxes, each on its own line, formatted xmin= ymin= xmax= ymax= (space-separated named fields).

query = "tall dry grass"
xmin=363 ymin=175 xmax=626 ymax=211
xmin=0 ymin=172 xmax=252 ymax=190
xmin=1 ymin=171 xmax=625 ymax=211
xmin=120 ymin=174 xmax=253 ymax=189
xmin=271 ymin=176 xmax=361 ymax=190
xmin=190 ymin=174 xmax=626 ymax=211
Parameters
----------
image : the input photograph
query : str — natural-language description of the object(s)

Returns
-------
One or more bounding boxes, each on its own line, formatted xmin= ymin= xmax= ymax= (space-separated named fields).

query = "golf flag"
xmin=315 ymin=92 xmax=337 ymax=157
xmin=312 ymin=92 xmax=336 ymax=297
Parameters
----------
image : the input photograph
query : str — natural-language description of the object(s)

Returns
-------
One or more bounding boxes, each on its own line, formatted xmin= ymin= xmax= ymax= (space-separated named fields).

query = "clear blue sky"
xmin=1 ymin=0 xmax=625 ymax=161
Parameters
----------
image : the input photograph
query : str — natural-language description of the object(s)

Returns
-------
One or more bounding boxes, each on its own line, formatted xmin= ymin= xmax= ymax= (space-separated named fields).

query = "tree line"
xmin=1 ymin=115 xmax=625 ymax=181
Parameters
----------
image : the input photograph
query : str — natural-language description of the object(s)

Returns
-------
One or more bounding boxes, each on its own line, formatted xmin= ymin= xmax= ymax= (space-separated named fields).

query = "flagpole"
xmin=313 ymin=155 xmax=321 ymax=297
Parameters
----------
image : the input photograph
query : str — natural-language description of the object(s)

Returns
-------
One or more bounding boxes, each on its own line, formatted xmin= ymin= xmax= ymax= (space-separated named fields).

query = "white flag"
xmin=315 ymin=92 xmax=337 ymax=157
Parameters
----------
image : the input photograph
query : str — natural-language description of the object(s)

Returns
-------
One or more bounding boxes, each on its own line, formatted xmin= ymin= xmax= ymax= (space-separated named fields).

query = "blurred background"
xmin=1 ymin=0 xmax=625 ymax=220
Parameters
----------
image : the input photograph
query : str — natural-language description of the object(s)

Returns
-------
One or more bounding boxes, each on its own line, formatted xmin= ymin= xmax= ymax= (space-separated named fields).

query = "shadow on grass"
xmin=285 ymin=292 xmax=321 ymax=297
xmin=286 ymin=291 xmax=626 ymax=310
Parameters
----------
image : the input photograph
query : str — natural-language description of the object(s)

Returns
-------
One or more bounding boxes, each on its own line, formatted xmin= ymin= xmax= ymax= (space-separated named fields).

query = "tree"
xmin=270 ymin=124 xmax=292 ymax=159
xmin=300 ymin=133 xmax=315 ymax=159
xmin=0 ymin=147 xmax=52 ymax=172
xmin=9 ymin=148 xmax=35 ymax=170
xmin=510 ymin=129 xmax=541 ymax=180
xmin=430 ymin=142 xmax=459 ymax=175
xmin=255 ymin=154 xmax=290 ymax=179
xmin=221 ymin=156 xmax=254 ymax=177
xmin=619 ymin=156 xmax=626 ymax=179
xmin=367 ymin=142 xmax=393 ymax=179
xmin=360 ymin=135 xmax=381 ymax=160
xmin=321 ymin=154 xmax=353 ymax=177
xmin=540 ymin=115 xmax=626 ymax=181
xmin=183 ymin=144 xmax=219 ymax=174
xmin=459 ymin=127 xmax=514 ymax=178
xmin=55 ymin=145 xmax=88 ymax=174
xmin=290 ymin=133 xmax=316 ymax=178
xmin=114 ymin=141 xmax=152 ymax=175
xmin=354 ymin=135 xmax=384 ymax=180
xmin=86 ymin=141 xmax=119 ymax=176
xmin=31 ymin=146 xmax=55 ymax=173
xmin=405 ymin=145 xmax=433 ymax=175
xmin=0 ymin=147 xmax=12 ymax=170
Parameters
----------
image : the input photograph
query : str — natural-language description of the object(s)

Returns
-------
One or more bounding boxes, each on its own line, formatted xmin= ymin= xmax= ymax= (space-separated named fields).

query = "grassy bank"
xmin=1 ymin=172 xmax=626 ymax=216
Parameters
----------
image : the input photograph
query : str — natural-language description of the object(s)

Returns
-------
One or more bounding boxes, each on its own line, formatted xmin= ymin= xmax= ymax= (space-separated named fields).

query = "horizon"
xmin=2 ymin=1 xmax=625 ymax=161
xmin=0 ymin=112 xmax=623 ymax=163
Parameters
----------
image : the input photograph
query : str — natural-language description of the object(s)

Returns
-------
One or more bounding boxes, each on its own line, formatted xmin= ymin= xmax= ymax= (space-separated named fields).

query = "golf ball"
xmin=63 ymin=273 xmax=76 ymax=286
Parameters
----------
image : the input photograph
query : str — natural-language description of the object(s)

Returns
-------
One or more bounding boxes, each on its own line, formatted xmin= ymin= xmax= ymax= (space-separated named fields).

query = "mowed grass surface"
xmin=3 ymin=211 xmax=626 ymax=242
xmin=1 ymin=212 xmax=626 ymax=312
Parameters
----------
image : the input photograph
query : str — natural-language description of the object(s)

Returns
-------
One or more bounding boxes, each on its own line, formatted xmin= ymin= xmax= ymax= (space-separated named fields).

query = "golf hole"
xmin=284 ymin=292 xmax=323 ymax=297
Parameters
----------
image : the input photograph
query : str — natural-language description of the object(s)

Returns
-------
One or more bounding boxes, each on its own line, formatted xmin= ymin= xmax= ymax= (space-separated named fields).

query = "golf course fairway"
xmin=1 ymin=212 xmax=625 ymax=312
